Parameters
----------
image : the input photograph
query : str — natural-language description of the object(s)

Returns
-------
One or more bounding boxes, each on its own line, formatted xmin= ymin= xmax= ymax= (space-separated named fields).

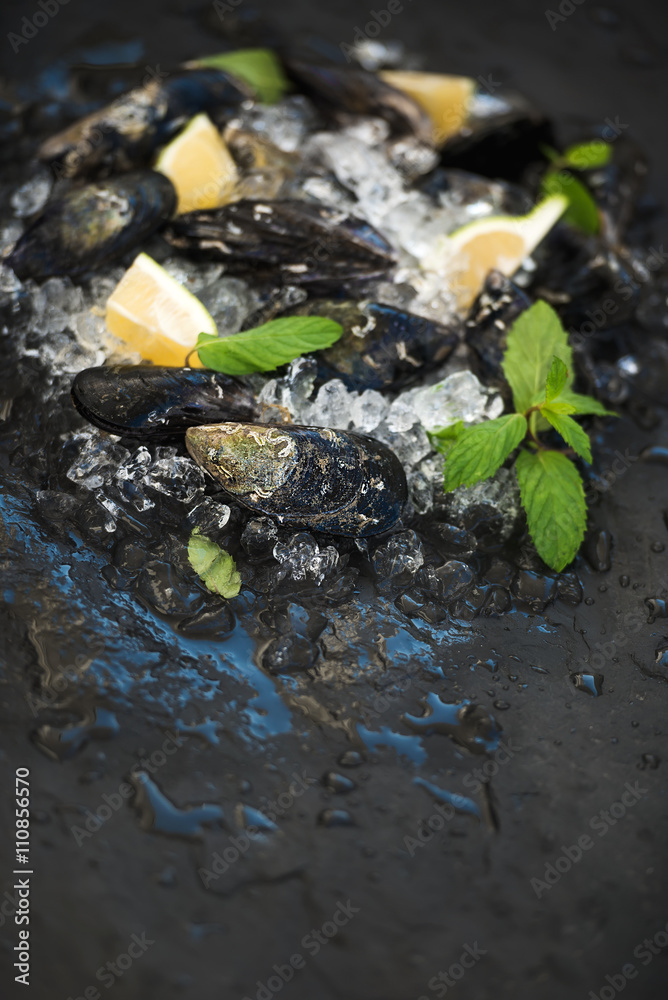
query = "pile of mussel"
xmin=5 ymin=38 xmax=658 ymax=539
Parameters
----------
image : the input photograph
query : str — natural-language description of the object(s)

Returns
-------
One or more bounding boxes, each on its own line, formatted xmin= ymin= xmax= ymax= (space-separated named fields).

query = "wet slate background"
xmin=1 ymin=1 xmax=668 ymax=999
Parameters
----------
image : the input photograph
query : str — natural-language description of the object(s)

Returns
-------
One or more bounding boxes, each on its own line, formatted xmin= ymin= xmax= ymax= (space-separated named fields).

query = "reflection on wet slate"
xmin=129 ymin=771 xmax=224 ymax=838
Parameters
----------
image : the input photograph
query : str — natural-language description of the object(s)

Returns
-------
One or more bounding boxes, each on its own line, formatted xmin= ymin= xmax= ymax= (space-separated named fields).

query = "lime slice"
xmin=441 ymin=194 xmax=568 ymax=311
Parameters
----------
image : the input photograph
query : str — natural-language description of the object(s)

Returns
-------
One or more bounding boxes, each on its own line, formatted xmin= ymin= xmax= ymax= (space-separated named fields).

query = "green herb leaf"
xmin=515 ymin=450 xmax=587 ymax=572
xmin=542 ymin=409 xmax=592 ymax=463
xmin=541 ymin=169 xmax=600 ymax=235
xmin=189 ymin=48 xmax=290 ymax=104
xmin=196 ymin=317 xmax=343 ymax=375
xmin=443 ymin=414 xmax=527 ymax=491
xmin=542 ymin=400 xmax=577 ymax=414
xmin=540 ymin=143 xmax=563 ymax=166
xmin=545 ymin=355 xmax=569 ymax=402
xmin=188 ymin=529 xmax=241 ymax=598
xmin=428 ymin=420 xmax=464 ymax=457
xmin=557 ymin=390 xmax=616 ymax=416
xmin=502 ymin=300 xmax=573 ymax=414
xmin=563 ymin=140 xmax=612 ymax=170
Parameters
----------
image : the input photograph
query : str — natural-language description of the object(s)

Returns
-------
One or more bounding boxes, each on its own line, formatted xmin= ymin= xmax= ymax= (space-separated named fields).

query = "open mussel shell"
xmin=71 ymin=366 xmax=260 ymax=441
xmin=285 ymin=60 xmax=434 ymax=146
xmin=7 ymin=171 xmax=176 ymax=281
xmin=291 ymin=299 xmax=460 ymax=391
xmin=165 ymin=199 xmax=395 ymax=287
xmin=38 ymin=68 xmax=253 ymax=180
xmin=185 ymin=422 xmax=407 ymax=536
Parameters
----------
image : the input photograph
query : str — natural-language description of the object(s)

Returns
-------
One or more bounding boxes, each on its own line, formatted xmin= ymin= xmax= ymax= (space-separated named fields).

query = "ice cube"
xmin=11 ymin=168 xmax=53 ymax=218
xmin=197 ymin=277 xmax=259 ymax=335
xmin=144 ymin=454 xmax=205 ymax=504
xmin=273 ymin=532 xmax=339 ymax=584
xmin=230 ymin=96 xmax=319 ymax=152
xmin=349 ymin=390 xmax=388 ymax=433
xmin=66 ymin=431 xmax=130 ymax=491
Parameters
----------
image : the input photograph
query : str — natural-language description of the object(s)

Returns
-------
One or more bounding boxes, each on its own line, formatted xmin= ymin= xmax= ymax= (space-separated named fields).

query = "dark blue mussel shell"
xmin=7 ymin=171 xmax=176 ymax=281
xmin=71 ymin=366 xmax=260 ymax=441
xmin=290 ymin=299 xmax=460 ymax=391
xmin=165 ymin=199 xmax=395 ymax=287
xmin=38 ymin=68 xmax=253 ymax=179
xmin=186 ymin=422 xmax=407 ymax=537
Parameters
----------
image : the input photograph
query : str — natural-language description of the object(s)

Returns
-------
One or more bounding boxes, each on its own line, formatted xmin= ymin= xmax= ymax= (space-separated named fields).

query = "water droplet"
xmin=322 ymin=772 xmax=356 ymax=793
xmin=651 ymin=542 xmax=665 ymax=553
xmin=631 ymin=721 xmax=640 ymax=728
xmin=318 ymin=808 xmax=355 ymax=828
xmin=129 ymin=771 xmax=223 ymax=839
xmin=413 ymin=777 xmax=481 ymax=820
xmin=571 ymin=672 xmax=604 ymax=696
xmin=639 ymin=753 xmax=660 ymax=769
xmin=403 ymin=693 xmax=501 ymax=754
xmin=33 ymin=708 xmax=119 ymax=761
xmin=619 ymin=575 xmax=630 ymax=587
xmin=585 ymin=597 xmax=595 ymax=606
xmin=493 ymin=700 xmax=511 ymax=711
xmin=646 ymin=598 xmax=668 ymax=622
xmin=584 ymin=529 xmax=612 ymax=572
xmin=338 ymin=750 xmax=363 ymax=768
xmin=598 ymin=584 xmax=608 ymax=593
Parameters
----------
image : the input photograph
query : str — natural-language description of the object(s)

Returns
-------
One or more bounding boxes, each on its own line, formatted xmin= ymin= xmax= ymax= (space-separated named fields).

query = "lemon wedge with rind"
xmin=443 ymin=194 xmax=568 ymax=312
xmin=105 ymin=252 xmax=217 ymax=367
xmin=379 ymin=70 xmax=475 ymax=146
xmin=155 ymin=113 xmax=238 ymax=215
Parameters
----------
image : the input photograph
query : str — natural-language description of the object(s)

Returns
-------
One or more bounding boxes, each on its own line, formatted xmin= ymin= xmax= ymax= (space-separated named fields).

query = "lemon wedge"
xmin=379 ymin=70 xmax=475 ymax=145
xmin=440 ymin=194 xmax=568 ymax=311
xmin=155 ymin=113 xmax=238 ymax=214
xmin=105 ymin=252 xmax=216 ymax=367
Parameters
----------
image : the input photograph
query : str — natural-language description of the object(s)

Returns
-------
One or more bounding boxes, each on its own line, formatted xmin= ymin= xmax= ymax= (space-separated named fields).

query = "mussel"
xmin=38 ymin=68 xmax=253 ymax=179
xmin=464 ymin=270 xmax=532 ymax=385
xmin=185 ymin=423 xmax=407 ymax=536
xmin=7 ymin=171 xmax=176 ymax=281
xmin=71 ymin=366 xmax=260 ymax=441
xmin=165 ymin=199 xmax=395 ymax=287
xmin=290 ymin=299 xmax=459 ymax=391
xmin=285 ymin=60 xmax=434 ymax=146
xmin=440 ymin=89 xmax=553 ymax=183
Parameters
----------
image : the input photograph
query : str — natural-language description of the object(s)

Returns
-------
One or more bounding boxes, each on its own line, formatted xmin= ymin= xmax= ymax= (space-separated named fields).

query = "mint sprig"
xmin=441 ymin=300 xmax=615 ymax=572
xmin=196 ymin=316 xmax=343 ymax=375
xmin=539 ymin=140 xmax=610 ymax=235
xmin=189 ymin=48 xmax=290 ymax=104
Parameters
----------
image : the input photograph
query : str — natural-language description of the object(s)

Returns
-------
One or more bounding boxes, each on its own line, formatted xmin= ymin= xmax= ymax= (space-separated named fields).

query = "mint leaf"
xmin=540 ymin=143 xmax=563 ymax=166
xmin=502 ymin=300 xmax=573 ymax=414
xmin=542 ymin=400 xmax=576 ymax=414
xmin=545 ymin=355 xmax=569 ymax=402
xmin=196 ymin=317 xmax=343 ymax=375
xmin=558 ymin=390 xmax=615 ymax=417
xmin=428 ymin=420 xmax=464 ymax=457
xmin=189 ymin=48 xmax=290 ymax=104
xmin=188 ymin=529 xmax=241 ymax=598
xmin=542 ymin=409 xmax=592 ymax=463
xmin=564 ymin=140 xmax=612 ymax=170
xmin=516 ymin=450 xmax=586 ymax=572
xmin=443 ymin=414 xmax=527 ymax=491
xmin=541 ymin=170 xmax=600 ymax=235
